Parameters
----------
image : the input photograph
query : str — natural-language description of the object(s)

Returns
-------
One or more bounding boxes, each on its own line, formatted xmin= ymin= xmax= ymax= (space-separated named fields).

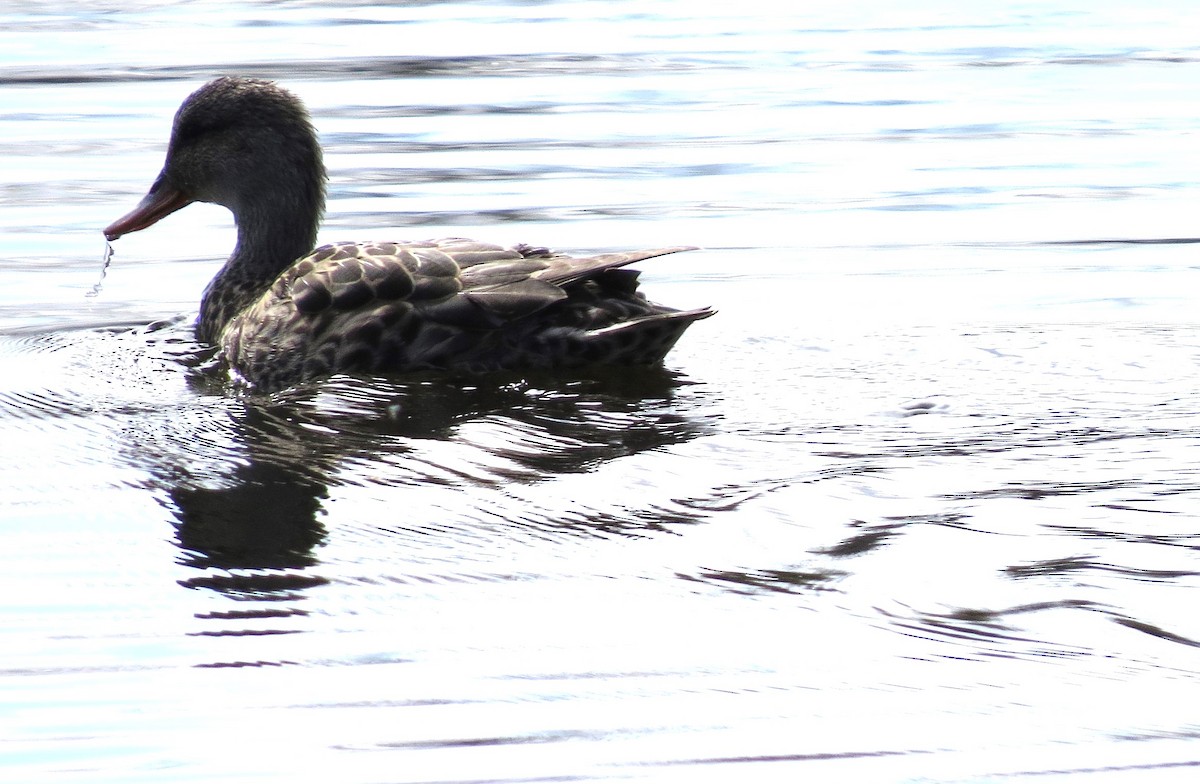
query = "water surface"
xmin=3 ymin=2 xmax=1200 ymax=782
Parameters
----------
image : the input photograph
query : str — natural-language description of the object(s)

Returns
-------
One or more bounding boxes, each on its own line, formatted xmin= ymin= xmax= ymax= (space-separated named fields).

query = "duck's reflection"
xmin=171 ymin=458 xmax=326 ymax=572
xmin=165 ymin=366 xmax=711 ymax=597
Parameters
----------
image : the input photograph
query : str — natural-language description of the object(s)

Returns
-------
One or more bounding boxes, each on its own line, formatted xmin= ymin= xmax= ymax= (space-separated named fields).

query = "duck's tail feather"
xmin=579 ymin=306 xmax=715 ymax=365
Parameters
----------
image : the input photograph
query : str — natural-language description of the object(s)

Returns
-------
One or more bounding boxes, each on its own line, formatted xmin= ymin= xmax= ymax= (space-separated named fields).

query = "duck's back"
xmin=218 ymin=239 xmax=712 ymax=387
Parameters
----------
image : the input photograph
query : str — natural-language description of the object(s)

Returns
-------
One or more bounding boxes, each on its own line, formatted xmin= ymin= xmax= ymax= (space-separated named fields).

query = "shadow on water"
xmin=163 ymin=364 xmax=713 ymax=597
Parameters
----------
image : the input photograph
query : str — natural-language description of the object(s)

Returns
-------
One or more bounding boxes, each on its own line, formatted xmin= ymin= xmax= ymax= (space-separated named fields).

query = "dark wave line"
xmin=1040 ymin=237 xmax=1200 ymax=246
xmin=0 ymin=52 xmax=712 ymax=87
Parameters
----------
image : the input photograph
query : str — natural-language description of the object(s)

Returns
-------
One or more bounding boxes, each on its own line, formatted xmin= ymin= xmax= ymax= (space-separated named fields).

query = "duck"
xmin=104 ymin=76 xmax=713 ymax=389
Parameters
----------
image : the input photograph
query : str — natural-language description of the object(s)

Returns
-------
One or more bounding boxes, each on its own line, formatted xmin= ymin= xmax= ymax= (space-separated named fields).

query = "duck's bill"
xmin=104 ymin=176 xmax=193 ymax=241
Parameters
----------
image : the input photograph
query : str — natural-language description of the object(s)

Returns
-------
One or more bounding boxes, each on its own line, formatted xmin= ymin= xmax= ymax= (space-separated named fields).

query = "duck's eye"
xmin=173 ymin=113 xmax=224 ymax=149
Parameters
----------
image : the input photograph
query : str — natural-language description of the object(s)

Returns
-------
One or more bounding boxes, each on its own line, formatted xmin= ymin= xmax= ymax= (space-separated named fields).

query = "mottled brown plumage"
xmin=105 ymin=77 xmax=713 ymax=389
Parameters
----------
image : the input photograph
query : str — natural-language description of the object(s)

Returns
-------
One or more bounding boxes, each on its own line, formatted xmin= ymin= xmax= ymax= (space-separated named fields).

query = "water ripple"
xmin=0 ymin=52 xmax=717 ymax=87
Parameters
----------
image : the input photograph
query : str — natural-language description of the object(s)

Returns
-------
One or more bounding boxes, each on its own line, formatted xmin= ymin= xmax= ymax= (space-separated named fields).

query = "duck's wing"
xmin=277 ymin=240 xmax=552 ymax=327
xmin=279 ymin=239 xmax=698 ymax=330
xmin=525 ymin=246 xmax=699 ymax=288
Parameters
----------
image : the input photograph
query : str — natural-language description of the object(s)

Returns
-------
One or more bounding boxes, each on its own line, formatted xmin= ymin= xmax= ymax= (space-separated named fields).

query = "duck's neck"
xmin=197 ymin=187 xmax=322 ymax=344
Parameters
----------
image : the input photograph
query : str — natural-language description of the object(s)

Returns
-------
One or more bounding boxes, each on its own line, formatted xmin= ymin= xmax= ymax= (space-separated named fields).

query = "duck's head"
xmin=104 ymin=76 xmax=325 ymax=243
